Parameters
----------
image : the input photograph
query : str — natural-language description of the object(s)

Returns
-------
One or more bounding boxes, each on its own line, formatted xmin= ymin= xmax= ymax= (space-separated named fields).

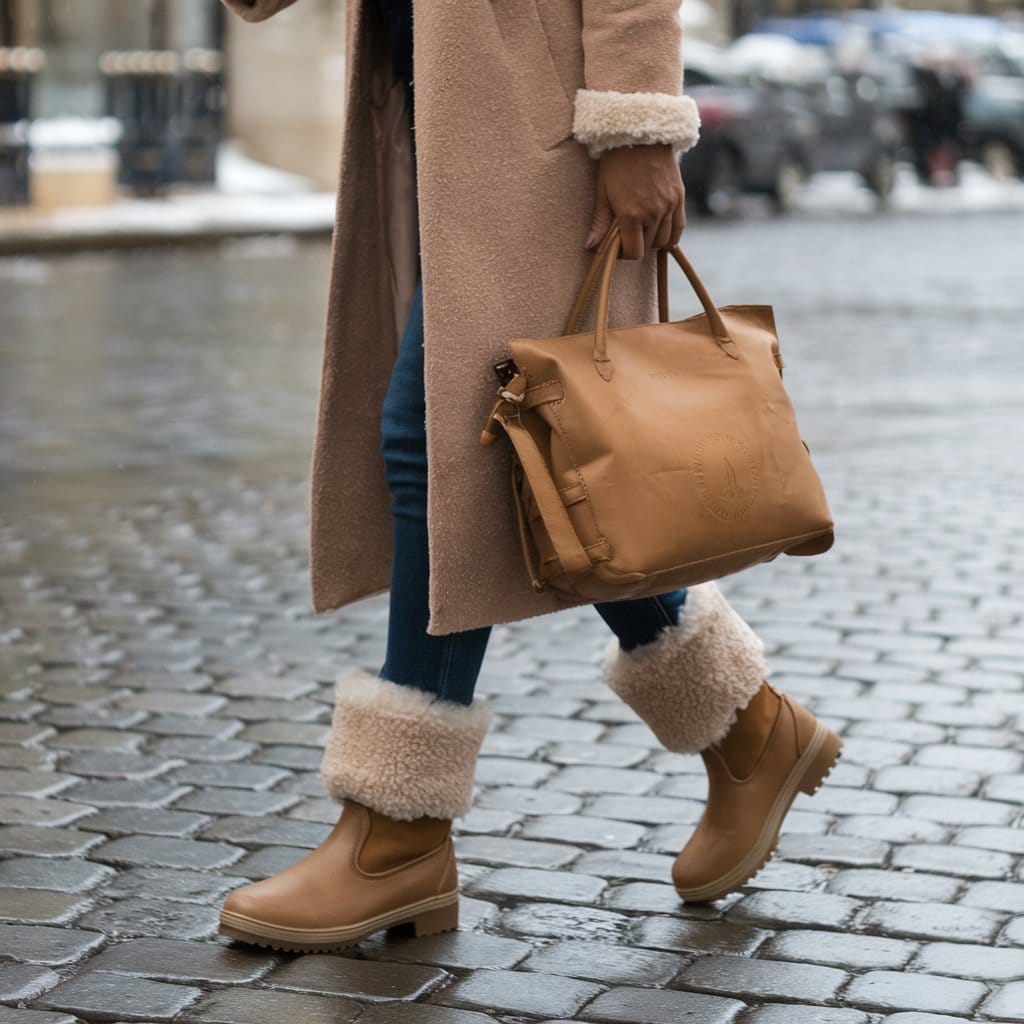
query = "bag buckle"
xmin=493 ymin=358 xmax=519 ymax=387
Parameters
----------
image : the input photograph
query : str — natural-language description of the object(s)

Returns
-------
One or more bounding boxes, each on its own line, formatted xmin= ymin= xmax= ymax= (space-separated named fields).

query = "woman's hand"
xmin=585 ymin=142 xmax=686 ymax=260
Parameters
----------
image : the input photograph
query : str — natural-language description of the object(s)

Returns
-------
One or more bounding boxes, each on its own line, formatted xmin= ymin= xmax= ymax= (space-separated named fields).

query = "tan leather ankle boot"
xmin=600 ymin=582 xmax=841 ymax=904
xmin=218 ymin=667 xmax=493 ymax=951
xmin=671 ymin=682 xmax=842 ymax=902
xmin=219 ymin=799 xmax=458 ymax=951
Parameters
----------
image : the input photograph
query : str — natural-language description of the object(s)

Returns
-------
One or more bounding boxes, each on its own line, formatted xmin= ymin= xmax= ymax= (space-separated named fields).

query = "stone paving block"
xmin=681 ymin=954 xmax=848 ymax=1004
xmin=174 ymin=787 xmax=300 ymax=817
xmin=0 ymin=888 xmax=89 ymax=925
xmin=572 ymin=849 xmax=675 ymax=883
xmin=229 ymin=845 xmax=306 ymax=879
xmin=880 ymin=1015 xmax=990 ymax=1024
xmin=729 ymin=891 xmax=863 ymax=930
xmin=743 ymin=1005 xmax=871 ymax=1024
xmin=366 ymin=930 xmax=531 ymax=970
xmin=266 ymin=954 xmax=448 ymax=1001
xmin=251 ymin=744 xmax=323 ymax=770
xmin=353 ymin=1006 xmax=496 ymax=1024
xmin=890 ymin=842 xmax=1014 ymax=879
xmin=80 ymin=936 xmax=276 ymax=984
xmin=60 ymin=750 xmax=184 ymax=780
xmin=980 ymin=981 xmax=1024 ymax=1022
xmin=826 ymin=868 xmax=962 ymax=903
xmin=960 ymin=879 xmax=1024 ymax=913
xmin=149 ymin=737 xmax=258 ymax=761
xmin=545 ymin=765 xmax=662 ymax=796
xmin=77 ymin=896 xmax=219 ymax=940
xmin=435 ymin=968 xmax=603 ymax=1018
xmin=746 ymin=860 xmax=829 ymax=893
xmin=103 ymin=866 xmax=244 ymax=904
xmin=832 ymin=815 xmax=951 ymax=845
xmin=91 ymin=835 xmax=242 ymax=870
xmin=776 ymin=834 xmax=889 ymax=868
xmin=632 ymin=917 xmax=770 ymax=956
xmin=843 ymin=970 xmax=987 ymax=1014
xmin=519 ymin=814 xmax=647 ymax=850
xmin=0 ymin=1010 xmax=79 ymax=1024
xmin=37 ymin=969 xmax=202 ymax=1020
xmin=185 ymin=985 xmax=364 ymax=1024
xmin=915 ymin=743 xmax=1022 ymax=773
xmin=0 ymin=769 xmax=77 ymax=797
xmin=0 ymin=857 xmax=113 ymax=893
xmin=466 ymin=867 xmax=606 ymax=905
xmin=472 ymin=756 xmax=554 ymax=788
xmin=79 ymin=806 xmax=211 ymax=839
xmin=501 ymin=901 xmax=629 ymax=942
xmin=503 ymin=716 xmax=606 ymax=743
xmin=0 ymin=825 xmax=105 ymax=858
xmin=900 ymin=794 xmax=1018 ymax=827
xmin=0 ymin=962 xmax=60 ymax=1001
xmin=118 ymin=690 xmax=225 ymax=715
xmin=172 ymin=762 xmax=291 ymax=790
xmin=212 ymin=674 xmax=318 ymax=699
xmin=585 ymin=794 xmax=706 ymax=826
xmin=545 ymin=741 xmax=648 ymax=769
xmin=860 ymin=898 xmax=1007 ymax=942
xmin=521 ymin=939 xmax=684 ymax=986
xmin=0 ymin=796 xmax=95 ymax=827
xmin=454 ymin=835 xmax=580 ymax=869
xmin=954 ymin=825 xmax=1024 ymax=855
xmin=762 ymin=928 xmax=917 ymax=971
xmin=601 ymin=881 xmax=686 ymax=914
xmin=913 ymin=940 xmax=1024 ymax=981
xmin=581 ymin=986 xmax=744 ymax=1024
xmin=63 ymin=778 xmax=192 ymax=809
xmin=0 ymin=923 xmax=104 ymax=965
xmin=46 ymin=727 xmax=146 ymax=751
xmin=199 ymin=815 xmax=328 ymax=848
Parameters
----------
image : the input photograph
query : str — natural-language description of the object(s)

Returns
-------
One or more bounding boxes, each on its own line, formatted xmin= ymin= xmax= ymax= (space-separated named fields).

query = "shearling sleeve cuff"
xmin=572 ymin=89 xmax=701 ymax=159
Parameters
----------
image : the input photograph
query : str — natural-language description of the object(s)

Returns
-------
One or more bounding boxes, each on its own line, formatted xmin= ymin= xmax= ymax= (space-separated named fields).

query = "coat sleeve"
xmin=218 ymin=0 xmax=302 ymax=23
xmin=572 ymin=0 xmax=700 ymax=159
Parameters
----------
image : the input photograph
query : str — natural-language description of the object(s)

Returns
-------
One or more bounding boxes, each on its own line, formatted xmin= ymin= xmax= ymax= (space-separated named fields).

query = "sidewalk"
xmin=1 ymin=202 xmax=1022 ymax=1023
xmin=0 ymin=143 xmax=335 ymax=255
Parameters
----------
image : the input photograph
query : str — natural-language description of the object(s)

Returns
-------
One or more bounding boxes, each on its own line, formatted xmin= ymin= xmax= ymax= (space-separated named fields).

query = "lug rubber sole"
xmin=675 ymin=721 xmax=843 ymax=903
xmin=218 ymin=890 xmax=459 ymax=953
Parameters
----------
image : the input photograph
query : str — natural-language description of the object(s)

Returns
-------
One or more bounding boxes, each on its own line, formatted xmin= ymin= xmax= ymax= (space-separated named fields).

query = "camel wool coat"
xmin=222 ymin=0 xmax=700 ymax=634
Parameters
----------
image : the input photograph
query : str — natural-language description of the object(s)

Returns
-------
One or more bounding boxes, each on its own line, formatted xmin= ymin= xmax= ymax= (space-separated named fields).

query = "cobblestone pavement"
xmin=1 ymin=208 xmax=1023 ymax=1024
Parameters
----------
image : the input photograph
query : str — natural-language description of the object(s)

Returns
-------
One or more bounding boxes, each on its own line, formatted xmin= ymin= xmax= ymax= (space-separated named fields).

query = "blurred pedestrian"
xmin=908 ymin=44 xmax=969 ymax=186
xmin=216 ymin=0 xmax=842 ymax=950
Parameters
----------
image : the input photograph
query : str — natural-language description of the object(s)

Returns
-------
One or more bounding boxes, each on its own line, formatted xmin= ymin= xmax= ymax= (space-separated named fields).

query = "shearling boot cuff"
xmin=320 ymin=668 xmax=493 ymax=821
xmin=572 ymin=89 xmax=701 ymax=159
xmin=601 ymin=582 xmax=766 ymax=753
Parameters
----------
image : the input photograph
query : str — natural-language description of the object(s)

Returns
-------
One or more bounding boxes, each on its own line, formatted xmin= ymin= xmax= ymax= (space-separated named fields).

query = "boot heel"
xmin=413 ymin=900 xmax=459 ymax=937
xmin=797 ymin=725 xmax=843 ymax=796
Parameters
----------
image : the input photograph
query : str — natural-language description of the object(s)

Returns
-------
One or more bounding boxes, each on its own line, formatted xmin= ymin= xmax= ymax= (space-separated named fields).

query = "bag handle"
xmin=565 ymin=219 xmax=738 ymax=381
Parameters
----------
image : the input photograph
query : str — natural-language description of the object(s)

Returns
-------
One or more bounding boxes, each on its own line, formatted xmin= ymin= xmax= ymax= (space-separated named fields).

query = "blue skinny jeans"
xmin=378 ymin=277 xmax=688 ymax=706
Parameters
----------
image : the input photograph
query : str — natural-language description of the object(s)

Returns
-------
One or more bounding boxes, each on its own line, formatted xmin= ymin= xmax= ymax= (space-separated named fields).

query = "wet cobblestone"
xmin=2 ymin=211 xmax=1023 ymax=1021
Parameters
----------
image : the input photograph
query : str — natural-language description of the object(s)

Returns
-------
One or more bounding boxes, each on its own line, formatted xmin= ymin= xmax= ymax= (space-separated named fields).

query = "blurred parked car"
xmin=679 ymin=41 xmax=818 ymax=216
xmin=959 ymin=42 xmax=1024 ymax=180
xmin=740 ymin=29 xmax=902 ymax=200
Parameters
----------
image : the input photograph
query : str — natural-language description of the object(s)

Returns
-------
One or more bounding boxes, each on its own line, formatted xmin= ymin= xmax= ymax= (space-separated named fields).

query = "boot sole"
xmin=218 ymin=890 xmax=459 ymax=953
xmin=675 ymin=720 xmax=843 ymax=903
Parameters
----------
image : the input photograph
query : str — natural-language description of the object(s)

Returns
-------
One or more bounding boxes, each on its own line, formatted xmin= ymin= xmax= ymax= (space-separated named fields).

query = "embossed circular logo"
xmin=694 ymin=432 xmax=760 ymax=521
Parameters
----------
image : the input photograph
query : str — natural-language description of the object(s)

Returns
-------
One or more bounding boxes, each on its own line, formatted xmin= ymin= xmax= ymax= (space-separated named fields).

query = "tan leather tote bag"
xmin=480 ymin=219 xmax=834 ymax=602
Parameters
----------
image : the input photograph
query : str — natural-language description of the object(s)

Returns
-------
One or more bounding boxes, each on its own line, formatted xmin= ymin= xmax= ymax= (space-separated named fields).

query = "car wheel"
xmin=980 ymin=139 xmax=1019 ymax=182
xmin=864 ymin=150 xmax=896 ymax=203
xmin=770 ymin=155 xmax=805 ymax=214
xmin=695 ymin=148 xmax=742 ymax=218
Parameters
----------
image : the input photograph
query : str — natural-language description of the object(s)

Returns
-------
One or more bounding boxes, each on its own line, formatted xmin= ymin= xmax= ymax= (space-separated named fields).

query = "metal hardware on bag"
xmin=499 ymin=388 xmax=524 ymax=404
xmin=493 ymin=358 xmax=518 ymax=386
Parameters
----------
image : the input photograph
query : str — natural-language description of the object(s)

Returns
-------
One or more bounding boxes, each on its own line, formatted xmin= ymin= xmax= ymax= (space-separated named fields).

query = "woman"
xmin=217 ymin=0 xmax=842 ymax=951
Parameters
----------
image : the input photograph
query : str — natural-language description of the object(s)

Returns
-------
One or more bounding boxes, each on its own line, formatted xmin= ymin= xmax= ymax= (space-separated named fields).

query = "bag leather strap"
xmin=565 ymin=219 xmax=739 ymax=379
xmin=498 ymin=410 xmax=592 ymax=577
